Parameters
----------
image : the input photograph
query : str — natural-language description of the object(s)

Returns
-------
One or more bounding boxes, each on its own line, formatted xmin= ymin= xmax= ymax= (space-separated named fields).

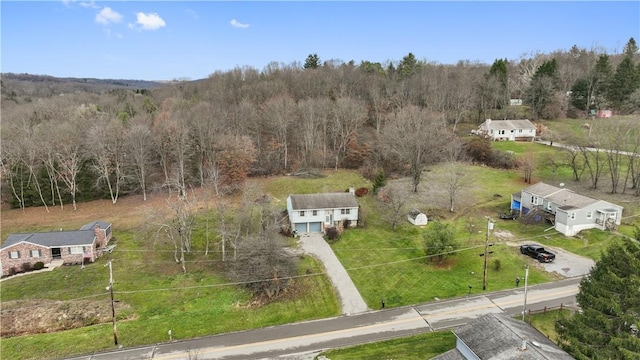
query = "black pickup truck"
xmin=520 ymin=244 xmax=556 ymax=263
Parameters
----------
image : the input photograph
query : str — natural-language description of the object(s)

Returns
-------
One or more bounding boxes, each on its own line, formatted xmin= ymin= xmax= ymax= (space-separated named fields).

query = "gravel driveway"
xmin=536 ymin=245 xmax=595 ymax=278
xmin=506 ymin=241 xmax=595 ymax=278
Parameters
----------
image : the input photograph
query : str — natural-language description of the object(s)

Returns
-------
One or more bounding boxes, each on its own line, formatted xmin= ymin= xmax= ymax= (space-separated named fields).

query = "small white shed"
xmin=407 ymin=209 xmax=428 ymax=226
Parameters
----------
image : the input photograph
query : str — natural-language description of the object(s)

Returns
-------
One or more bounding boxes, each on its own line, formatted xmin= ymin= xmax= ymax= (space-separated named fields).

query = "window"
xmin=586 ymin=211 xmax=593 ymax=219
xmin=312 ymin=210 xmax=318 ymax=216
xmin=518 ymin=129 xmax=523 ymax=133
xmin=69 ymin=246 xmax=83 ymax=255
xmin=299 ymin=211 xmax=305 ymax=217
xmin=499 ymin=130 xmax=505 ymax=135
xmin=9 ymin=251 xmax=20 ymax=259
xmin=341 ymin=209 xmax=351 ymax=215
xmin=30 ymin=249 xmax=41 ymax=258
xmin=546 ymin=202 xmax=552 ymax=210
xmin=531 ymin=196 xmax=537 ymax=205
xmin=570 ymin=212 xmax=576 ymax=220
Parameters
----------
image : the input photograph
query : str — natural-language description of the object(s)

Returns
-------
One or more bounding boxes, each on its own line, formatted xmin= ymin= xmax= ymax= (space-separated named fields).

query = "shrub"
xmin=372 ymin=171 xmax=387 ymax=194
xmin=325 ymin=227 xmax=340 ymax=241
xmin=355 ymin=187 xmax=369 ymax=197
xmin=8 ymin=267 xmax=17 ymax=276
xmin=33 ymin=261 xmax=45 ymax=270
xmin=21 ymin=262 xmax=32 ymax=272
xmin=492 ymin=259 xmax=502 ymax=271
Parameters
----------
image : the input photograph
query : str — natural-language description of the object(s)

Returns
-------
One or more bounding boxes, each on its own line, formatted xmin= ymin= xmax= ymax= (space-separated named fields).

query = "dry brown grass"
xmin=1 ymin=188 xmax=224 ymax=239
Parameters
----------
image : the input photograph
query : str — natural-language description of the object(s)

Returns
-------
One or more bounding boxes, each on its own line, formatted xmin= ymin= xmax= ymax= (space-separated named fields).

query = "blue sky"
xmin=2 ymin=1 xmax=638 ymax=81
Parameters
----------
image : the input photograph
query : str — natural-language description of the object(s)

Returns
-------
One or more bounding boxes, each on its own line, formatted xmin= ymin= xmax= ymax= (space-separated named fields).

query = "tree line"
xmin=1 ymin=38 xmax=639 ymax=209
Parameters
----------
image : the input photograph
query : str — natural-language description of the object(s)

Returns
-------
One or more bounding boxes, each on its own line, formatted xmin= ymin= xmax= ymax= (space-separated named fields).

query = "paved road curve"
xmin=67 ymin=277 xmax=581 ymax=360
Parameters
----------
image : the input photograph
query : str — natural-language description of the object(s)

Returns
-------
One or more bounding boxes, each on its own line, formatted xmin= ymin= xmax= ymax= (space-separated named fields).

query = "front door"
xmin=51 ymin=248 xmax=61 ymax=259
xmin=326 ymin=213 xmax=333 ymax=225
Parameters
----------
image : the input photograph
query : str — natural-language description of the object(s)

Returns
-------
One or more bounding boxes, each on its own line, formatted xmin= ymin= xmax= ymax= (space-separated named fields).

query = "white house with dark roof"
xmin=1 ymin=221 xmax=112 ymax=276
xmin=475 ymin=119 xmax=537 ymax=141
xmin=511 ymin=182 xmax=623 ymax=236
xmin=433 ymin=313 xmax=574 ymax=360
xmin=287 ymin=190 xmax=359 ymax=233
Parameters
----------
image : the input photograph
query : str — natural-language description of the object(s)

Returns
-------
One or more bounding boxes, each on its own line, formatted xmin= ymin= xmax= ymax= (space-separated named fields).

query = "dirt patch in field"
xmin=1 ymin=299 xmax=132 ymax=338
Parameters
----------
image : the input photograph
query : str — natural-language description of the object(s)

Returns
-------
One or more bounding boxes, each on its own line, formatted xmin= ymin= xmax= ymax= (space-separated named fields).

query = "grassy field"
xmin=316 ymin=331 xmax=456 ymax=360
xmin=1 ymin=141 xmax=638 ymax=359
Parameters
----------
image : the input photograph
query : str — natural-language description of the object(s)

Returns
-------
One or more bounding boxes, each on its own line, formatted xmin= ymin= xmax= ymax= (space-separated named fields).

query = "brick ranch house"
xmin=1 ymin=221 xmax=112 ymax=276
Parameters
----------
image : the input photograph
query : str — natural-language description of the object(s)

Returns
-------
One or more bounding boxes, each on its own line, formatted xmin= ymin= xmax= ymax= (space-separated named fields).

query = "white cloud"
xmin=134 ymin=12 xmax=166 ymax=31
xmin=61 ymin=0 xmax=98 ymax=9
xmin=230 ymin=19 xmax=250 ymax=29
xmin=96 ymin=7 xmax=123 ymax=25
xmin=185 ymin=9 xmax=199 ymax=20
xmin=80 ymin=1 xmax=99 ymax=9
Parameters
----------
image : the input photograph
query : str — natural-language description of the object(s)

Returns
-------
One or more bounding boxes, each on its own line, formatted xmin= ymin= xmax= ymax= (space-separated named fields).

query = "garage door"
xmin=295 ymin=223 xmax=307 ymax=233
xmin=309 ymin=222 xmax=322 ymax=232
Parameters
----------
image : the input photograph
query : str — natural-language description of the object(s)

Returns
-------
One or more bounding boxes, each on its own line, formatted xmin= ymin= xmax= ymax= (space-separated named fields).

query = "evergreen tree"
xmin=397 ymin=52 xmax=419 ymax=78
xmin=592 ymin=54 xmax=613 ymax=110
xmin=525 ymin=59 xmax=561 ymax=119
xmin=486 ymin=58 xmax=509 ymax=109
xmin=607 ymin=54 xmax=640 ymax=112
xmin=303 ymin=53 xmax=320 ymax=69
xmin=623 ymin=37 xmax=639 ymax=56
xmin=556 ymin=238 xmax=640 ymax=359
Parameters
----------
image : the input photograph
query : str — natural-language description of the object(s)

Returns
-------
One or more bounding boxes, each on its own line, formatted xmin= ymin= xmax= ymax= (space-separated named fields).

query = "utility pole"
xmin=482 ymin=219 xmax=494 ymax=291
xmin=522 ymin=264 xmax=529 ymax=321
xmin=104 ymin=245 xmax=118 ymax=346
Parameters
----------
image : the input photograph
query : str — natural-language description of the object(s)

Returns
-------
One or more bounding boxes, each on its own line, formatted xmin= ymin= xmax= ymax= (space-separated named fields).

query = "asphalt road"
xmin=67 ymin=277 xmax=581 ymax=360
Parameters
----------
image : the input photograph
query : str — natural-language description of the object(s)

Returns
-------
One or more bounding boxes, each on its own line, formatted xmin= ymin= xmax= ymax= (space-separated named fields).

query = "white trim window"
xmin=9 ymin=251 xmax=20 ymax=259
xmin=299 ymin=210 xmax=305 ymax=217
xmin=69 ymin=246 xmax=83 ymax=255
xmin=586 ymin=211 xmax=593 ymax=219
xmin=312 ymin=210 xmax=318 ymax=216
xmin=30 ymin=249 xmax=41 ymax=258
xmin=341 ymin=209 xmax=351 ymax=215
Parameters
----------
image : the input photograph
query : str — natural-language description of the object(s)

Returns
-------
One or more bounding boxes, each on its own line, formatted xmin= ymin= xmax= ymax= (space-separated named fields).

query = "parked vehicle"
xmin=499 ymin=212 xmax=518 ymax=220
xmin=520 ymin=244 xmax=556 ymax=263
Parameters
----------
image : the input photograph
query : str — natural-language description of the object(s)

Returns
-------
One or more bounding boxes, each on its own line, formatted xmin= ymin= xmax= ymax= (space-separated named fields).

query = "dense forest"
xmin=2 ymin=38 xmax=639 ymax=209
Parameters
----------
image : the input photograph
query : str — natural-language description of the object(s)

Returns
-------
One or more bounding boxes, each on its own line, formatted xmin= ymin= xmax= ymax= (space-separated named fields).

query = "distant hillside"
xmin=1 ymin=73 xmax=165 ymax=99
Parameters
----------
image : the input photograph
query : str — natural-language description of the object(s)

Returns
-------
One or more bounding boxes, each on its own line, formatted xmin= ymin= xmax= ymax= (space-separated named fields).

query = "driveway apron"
xmin=298 ymin=233 xmax=370 ymax=315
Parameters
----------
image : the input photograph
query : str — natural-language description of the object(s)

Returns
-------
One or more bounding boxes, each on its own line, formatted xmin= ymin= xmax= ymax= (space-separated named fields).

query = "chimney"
xmin=94 ymin=224 xmax=105 ymax=247
xmin=485 ymin=118 xmax=492 ymax=130
xmin=349 ymin=186 xmax=355 ymax=194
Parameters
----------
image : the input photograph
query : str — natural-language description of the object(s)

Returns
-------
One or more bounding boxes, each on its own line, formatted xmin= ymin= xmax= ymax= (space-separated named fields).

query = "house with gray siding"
xmin=511 ymin=182 xmax=623 ymax=236
xmin=287 ymin=189 xmax=359 ymax=233
xmin=433 ymin=313 xmax=574 ymax=360
xmin=1 ymin=221 xmax=112 ymax=276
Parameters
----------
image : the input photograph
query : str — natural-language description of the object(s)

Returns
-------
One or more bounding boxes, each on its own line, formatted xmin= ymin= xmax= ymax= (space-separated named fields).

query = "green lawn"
xmin=316 ymin=331 xmax=456 ymax=360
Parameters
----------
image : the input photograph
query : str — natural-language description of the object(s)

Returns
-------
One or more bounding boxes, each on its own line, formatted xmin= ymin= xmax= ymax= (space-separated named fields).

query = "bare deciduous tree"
xmin=381 ymin=105 xmax=447 ymax=192
xmin=377 ymin=185 xmax=409 ymax=231
xmin=519 ymin=150 xmax=536 ymax=184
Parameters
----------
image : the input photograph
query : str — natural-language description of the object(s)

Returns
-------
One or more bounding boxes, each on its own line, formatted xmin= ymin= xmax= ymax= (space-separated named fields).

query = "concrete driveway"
xmin=298 ymin=233 xmax=370 ymax=315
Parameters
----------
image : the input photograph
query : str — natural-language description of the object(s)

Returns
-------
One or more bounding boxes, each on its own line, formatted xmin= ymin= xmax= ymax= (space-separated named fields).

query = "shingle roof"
xmin=2 ymin=230 xmax=96 ymax=249
xmin=524 ymin=182 xmax=603 ymax=210
xmin=449 ymin=313 xmax=574 ymax=360
xmin=2 ymin=220 xmax=110 ymax=250
xmin=289 ymin=193 xmax=358 ymax=210
xmin=546 ymin=190 xmax=598 ymax=209
xmin=523 ymin=182 xmax=565 ymax=197
xmin=79 ymin=220 xmax=110 ymax=231
xmin=486 ymin=119 xmax=536 ymax=131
